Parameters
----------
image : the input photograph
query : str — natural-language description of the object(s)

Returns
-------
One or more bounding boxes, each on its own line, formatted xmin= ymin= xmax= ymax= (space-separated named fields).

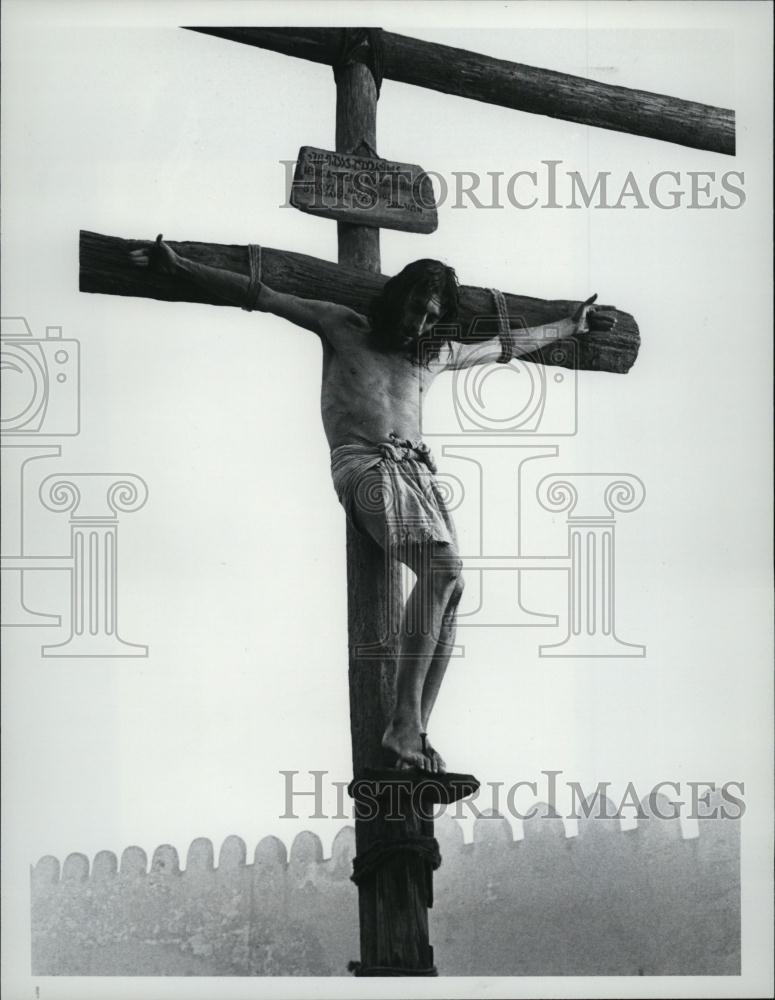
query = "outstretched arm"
xmin=442 ymin=294 xmax=616 ymax=370
xmin=129 ymin=235 xmax=345 ymax=336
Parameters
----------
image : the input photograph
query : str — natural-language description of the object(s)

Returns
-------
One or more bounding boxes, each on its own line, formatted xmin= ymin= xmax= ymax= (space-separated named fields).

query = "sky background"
xmin=2 ymin=2 xmax=773 ymax=997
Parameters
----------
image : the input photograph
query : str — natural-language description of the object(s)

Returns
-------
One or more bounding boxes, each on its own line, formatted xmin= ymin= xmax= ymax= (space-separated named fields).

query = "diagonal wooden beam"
xmin=185 ymin=26 xmax=734 ymax=156
xmin=80 ymin=230 xmax=640 ymax=374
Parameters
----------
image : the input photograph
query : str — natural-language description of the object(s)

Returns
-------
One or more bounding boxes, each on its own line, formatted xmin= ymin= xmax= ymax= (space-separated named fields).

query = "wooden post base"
xmin=347 ymin=770 xmax=480 ymax=975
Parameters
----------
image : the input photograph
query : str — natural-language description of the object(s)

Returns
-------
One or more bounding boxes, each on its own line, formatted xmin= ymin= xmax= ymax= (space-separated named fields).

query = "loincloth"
xmin=330 ymin=433 xmax=456 ymax=548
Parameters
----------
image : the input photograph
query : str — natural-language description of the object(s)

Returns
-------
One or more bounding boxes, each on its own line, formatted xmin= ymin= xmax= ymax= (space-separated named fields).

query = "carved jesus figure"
xmin=130 ymin=236 xmax=614 ymax=773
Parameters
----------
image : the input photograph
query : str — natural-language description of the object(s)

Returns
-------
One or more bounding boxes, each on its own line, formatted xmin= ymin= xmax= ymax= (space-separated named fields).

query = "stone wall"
xmin=31 ymin=798 xmax=739 ymax=976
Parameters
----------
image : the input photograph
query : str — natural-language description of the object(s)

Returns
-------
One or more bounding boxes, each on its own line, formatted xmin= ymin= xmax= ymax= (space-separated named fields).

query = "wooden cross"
xmin=79 ymin=25 xmax=734 ymax=976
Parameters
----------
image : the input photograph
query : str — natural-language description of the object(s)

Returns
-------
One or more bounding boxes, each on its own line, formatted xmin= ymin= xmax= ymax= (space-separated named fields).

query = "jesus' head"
xmin=368 ymin=258 xmax=460 ymax=361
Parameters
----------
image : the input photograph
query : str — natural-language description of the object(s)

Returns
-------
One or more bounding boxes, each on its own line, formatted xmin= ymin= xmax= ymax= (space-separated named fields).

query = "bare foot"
xmin=423 ymin=738 xmax=447 ymax=774
xmin=382 ymin=721 xmax=430 ymax=771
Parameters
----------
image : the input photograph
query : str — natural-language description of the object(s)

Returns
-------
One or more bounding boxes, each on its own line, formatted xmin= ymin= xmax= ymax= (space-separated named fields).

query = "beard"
xmin=398 ymin=327 xmax=421 ymax=350
xmin=397 ymin=326 xmax=447 ymax=366
xmin=396 ymin=321 xmax=429 ymax=359
xmin=368 ymin=309 xmax=446 ymax=365
xmin=369 ymin=319 xmax=421 ymax=357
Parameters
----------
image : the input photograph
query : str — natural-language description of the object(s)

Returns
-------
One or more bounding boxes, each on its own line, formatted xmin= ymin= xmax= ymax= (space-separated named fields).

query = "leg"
xmin=383 ymin=542 xmax=463 ymax=771
xmin=349 ymin=487 xmax=462 ymax=771
xmin=419 ymin=574 xmax=465 ymax=771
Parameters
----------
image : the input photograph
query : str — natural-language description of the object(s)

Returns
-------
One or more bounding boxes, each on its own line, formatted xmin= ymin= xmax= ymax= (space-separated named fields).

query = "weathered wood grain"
xmin=187 ymin=27 xmax=735 ymax=156
xmin=79 ymin=230 xmax=640 ymax=374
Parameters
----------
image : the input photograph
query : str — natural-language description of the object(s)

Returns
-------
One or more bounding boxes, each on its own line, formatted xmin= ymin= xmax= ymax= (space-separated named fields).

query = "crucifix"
xmin=79 ymin=26 xmax=734 ymax=976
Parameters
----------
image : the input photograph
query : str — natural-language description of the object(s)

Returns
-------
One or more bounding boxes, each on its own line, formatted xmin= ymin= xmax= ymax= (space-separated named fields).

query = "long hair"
xmin=368 ymin=259 xmax=460 ymax=363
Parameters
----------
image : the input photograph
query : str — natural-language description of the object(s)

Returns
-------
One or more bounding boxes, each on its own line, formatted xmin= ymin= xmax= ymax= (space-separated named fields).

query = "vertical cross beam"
xmin=336 ymin=54 xmax=436 ymax=976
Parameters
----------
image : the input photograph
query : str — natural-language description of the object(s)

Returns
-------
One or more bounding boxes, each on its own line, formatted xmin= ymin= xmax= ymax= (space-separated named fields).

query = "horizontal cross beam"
xmin=80 ymin=230 xmax=639 ymax=374
xmin=186 ymin=27 xmax=734 ymax=156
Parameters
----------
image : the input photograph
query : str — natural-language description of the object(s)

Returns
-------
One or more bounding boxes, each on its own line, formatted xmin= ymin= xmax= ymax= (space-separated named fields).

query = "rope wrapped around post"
xmin=489 ymin=286 xmax=513 ymax=363
xmin=241 ymin=243 xmax=263 ymax=311
xmin=350 ymin=833 xmax=441 ymax=886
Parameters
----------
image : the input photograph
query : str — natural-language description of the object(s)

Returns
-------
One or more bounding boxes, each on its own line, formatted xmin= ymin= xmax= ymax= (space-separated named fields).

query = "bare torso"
xmin=319 ymin=309 xmax=443 ymax=450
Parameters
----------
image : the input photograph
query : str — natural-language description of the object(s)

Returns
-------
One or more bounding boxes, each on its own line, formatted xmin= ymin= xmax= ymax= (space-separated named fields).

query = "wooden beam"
xmin=80 ymin=230 xmax=640 ymax=374
xmin=186 ymin=27 xmax=735 ymax=156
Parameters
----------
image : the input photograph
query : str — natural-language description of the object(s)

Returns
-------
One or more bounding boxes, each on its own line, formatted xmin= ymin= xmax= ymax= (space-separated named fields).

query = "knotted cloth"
xmin=330 ymin=433 xmax=456 ymax=548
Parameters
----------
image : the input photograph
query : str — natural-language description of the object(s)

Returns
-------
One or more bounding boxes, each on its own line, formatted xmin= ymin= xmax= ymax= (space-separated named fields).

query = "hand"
xmin=571 ymin=293 xmax=617 ymax=335
xmin=128 ymin=233 xmax=179 ymax=276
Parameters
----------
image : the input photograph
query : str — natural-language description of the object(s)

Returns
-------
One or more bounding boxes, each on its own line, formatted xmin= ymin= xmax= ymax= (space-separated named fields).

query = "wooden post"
xmin=335 ymin=55 xmax=388 ymax=769
xmin=335 ymin=63 xmax=381 ymax=273
xmin=335 ymin=51 xmax=438 ymax=977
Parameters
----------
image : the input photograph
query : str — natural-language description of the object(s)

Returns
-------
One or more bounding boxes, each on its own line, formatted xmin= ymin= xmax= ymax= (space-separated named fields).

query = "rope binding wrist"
xmin=242 ymin=243 xmax=263 ymax=311
xmin=489 ymin=287 xmax=513 ymax=363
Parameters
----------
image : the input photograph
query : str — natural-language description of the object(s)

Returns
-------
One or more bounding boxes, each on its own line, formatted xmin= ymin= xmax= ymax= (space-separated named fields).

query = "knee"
xmin=430 ymin=555 xmax=464 ymax=595
xmin=446 ymin=572 xmax=465 ymax=612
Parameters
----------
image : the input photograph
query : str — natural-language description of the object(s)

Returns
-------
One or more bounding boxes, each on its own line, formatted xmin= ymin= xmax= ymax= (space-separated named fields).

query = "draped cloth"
xmin=330 ymin=433 xmax=456 ymax=549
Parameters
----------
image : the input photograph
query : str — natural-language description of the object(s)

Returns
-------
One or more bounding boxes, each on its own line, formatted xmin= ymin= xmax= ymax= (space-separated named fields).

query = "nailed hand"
xmin=128 ymin=234 xmax=179 ymax=276
xmin=572 ymin=293 xmax=617 ymax=334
